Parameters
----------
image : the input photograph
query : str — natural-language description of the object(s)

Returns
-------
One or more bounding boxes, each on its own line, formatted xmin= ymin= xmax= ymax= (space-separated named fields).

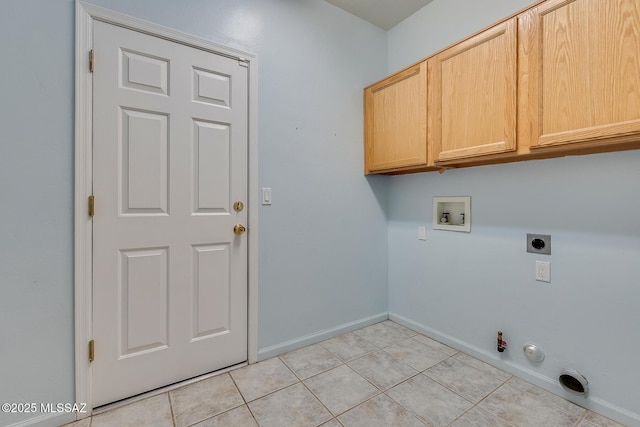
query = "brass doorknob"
xmin=233 ymin=224 xmax=246 ymax=235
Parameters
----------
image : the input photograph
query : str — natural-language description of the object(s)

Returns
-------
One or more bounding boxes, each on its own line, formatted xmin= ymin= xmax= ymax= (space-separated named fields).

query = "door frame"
xmin=74 ymin=1 xmax=259 ymax=415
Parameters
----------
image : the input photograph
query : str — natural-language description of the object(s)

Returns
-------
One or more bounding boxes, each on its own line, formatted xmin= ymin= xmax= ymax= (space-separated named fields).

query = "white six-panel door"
xmin=92 ymin=20 xmax=248 ymax=406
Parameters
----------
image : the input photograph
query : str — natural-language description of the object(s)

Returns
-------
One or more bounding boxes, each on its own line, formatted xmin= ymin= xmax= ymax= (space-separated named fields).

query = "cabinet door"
xmin=431 ymin=19 xmax=517 ymax=162
xmin=523 ymin=0 xmax=640 ymax=149
xmin=364 ymin=61 xmax=428 ymax=173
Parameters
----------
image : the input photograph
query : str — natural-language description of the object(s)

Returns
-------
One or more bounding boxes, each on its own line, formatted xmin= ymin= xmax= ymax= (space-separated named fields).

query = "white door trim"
xmin=74 ymin=1 xmax=259 ymax=415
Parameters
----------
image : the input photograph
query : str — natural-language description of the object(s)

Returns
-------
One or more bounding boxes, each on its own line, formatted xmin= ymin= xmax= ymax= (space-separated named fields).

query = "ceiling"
xmin=324 ymin=0 xmax=434 ymax=30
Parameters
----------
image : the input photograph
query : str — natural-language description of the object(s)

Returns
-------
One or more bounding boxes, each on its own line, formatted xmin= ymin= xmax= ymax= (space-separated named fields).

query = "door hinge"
xmin=88 ymin=340 xmax=95 ymax=362
xmin=89 ymin=49 xmax=95 ymax=73
xmin=88 ymin=195 xmax=95 ymax=217
xmin=238 ymin=58 xmax=249 ymax=68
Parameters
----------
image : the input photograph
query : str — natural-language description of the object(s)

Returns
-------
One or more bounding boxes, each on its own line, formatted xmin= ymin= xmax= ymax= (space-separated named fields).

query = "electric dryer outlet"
xmin=527 ymin=233 xmax=551 ymax=255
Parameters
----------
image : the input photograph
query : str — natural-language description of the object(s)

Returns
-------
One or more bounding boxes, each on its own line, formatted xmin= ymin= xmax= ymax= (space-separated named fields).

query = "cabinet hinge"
xmin=89 ymin=49 xmax=95 ymax=73
xmin=88 ymin=340 xmax=95 ymax=362
xmin=88 ymin=195 xmax=95 ymax=217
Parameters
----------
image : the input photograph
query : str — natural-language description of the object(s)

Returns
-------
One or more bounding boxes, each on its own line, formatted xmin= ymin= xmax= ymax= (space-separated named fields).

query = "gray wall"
xmin=0 ymin=1 xmax=389 ymax=425
xmin=1 ymin=2 xmax=77 ymax=426
xmin=387 ymin=0 xmax=640 ymax=424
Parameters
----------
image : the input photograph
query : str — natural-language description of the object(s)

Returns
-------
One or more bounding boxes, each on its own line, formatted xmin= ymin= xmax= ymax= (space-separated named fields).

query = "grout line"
xmin=244 ymin=382 xmax=301 ymax=405
xmin=245 ymin=403 xmax=261 ymax=427
xmin=507 ymin=376 xmax=589 ymax=419
xmin=167 ymin=392 xmax=176 ymax=427
xmin=231 ymin=358 xmax=302 ymax=404
xmin=88 ymin=320 xmax=619 ymax=427
xmin=342 ymin=363 xmax=382 ymax=396
xmin=317 ymin=332 xmax=378 ymax=363
xmin=447 ymin=406 xmax=472 ymax=426
xmin=421 ymin=369 xmax=477 ymax=406
xmin=227 ymin=370 xmax=249 ymax=405
xmin=278 ymin=346 xmax=345 ymax=382
xmin=298 ymin=378 xmax=337 ymax=420
xmin=298 ymin=360 xmax=347 ymax=382
xmin=380 ymin=389 xmax=429 ymax=426
xmin=92 ymin=362 xmax=247 ymax=415
xmin=278 ymin=355 xmax=305 ymax=382
xmin=303 ymin=363 xmax=385 ymax=419
xmin=474 ymin=381 xmax=519 ymax=427
xmin=185 ymin=404 xmax=249 ymax=427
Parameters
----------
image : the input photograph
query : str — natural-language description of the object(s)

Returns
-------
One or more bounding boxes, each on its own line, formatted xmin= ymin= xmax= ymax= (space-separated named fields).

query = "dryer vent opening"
xmin=559 ymin=369 xmax=589 ymax=397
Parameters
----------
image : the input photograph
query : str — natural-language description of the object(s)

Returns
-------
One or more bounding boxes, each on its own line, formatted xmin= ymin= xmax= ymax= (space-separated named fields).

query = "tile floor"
xmin=61 ymin=320 xmax=625 ymax=427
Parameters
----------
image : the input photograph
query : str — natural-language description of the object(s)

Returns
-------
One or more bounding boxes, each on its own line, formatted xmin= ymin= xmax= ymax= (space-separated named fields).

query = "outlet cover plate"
xmin=527 ymin=233 xmax=551 ymax=255
xmin=418 ymin=226 xmax=426 ymax=241
xmin=535 ymin=260 xmax=551 ymax=282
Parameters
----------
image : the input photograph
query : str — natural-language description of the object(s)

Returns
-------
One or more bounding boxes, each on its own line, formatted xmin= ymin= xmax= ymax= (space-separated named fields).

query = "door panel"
xmin=193 ymin=121 xmax=230 ymax=213
xmin=92 ymin=21 xmax=248 ymax=406
xmin=364 ymin=61 xmax=428 ymax=173
xmin=193 ymin=68 xmax=231 ymax=106
xmin=431 ymin=19 xmax=517 ymax=162
xmin=121 ymin=109 xmax=168 ymax=214
xmin=121 ymin=49 xmax=169 ymax=95
xmin=525 ymin=0 xmax=640 ymax=148
xmin=192 ymin=244 xmax=230 ymax=339
xmin=119 ymin=248 xmax=169 ymax=356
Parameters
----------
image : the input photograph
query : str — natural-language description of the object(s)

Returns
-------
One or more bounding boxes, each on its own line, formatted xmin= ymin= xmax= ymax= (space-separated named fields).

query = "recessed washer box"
xmin=433 ymin=196 xmax=471 ymax=232
xmin=527 ymin=233 xmax=551 ymax=255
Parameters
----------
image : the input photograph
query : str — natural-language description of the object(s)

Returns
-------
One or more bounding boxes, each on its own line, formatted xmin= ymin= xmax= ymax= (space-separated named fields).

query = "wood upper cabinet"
xmin=364 ymin=61 xmax=428 ymax=173
xmin=363 ymin=0 xmax=640 ymax=175
xmin=521 ymin=0 xmax=640 ymax=150
xmin=431 ymin=19 xmax=517 ymax=163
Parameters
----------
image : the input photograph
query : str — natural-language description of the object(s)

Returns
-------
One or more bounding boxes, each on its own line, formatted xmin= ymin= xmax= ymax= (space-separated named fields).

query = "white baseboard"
xmin=389 ymin=313 xmax=640 ymax=427
xmin=257 ymin=312 xmax=389 ymax=361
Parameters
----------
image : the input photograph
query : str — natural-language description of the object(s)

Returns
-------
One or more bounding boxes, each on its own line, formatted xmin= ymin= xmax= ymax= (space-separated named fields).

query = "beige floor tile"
xmin=320 ymin=332 xmax=378 ymax=362
xmin=91 ymin=394 xmax=173 ymax=427
xmin=353 ymin=322 xmax=415 ymax=348
xmin=413 ymin=334 xmax=458 ymax=356
xmin=338 ymin=394 xmax=426 ymax=427
xmin=425 ymin=357 xmax=504 ymax=403
xmin=479 ymin=383 xmax=582 ymax=427
xmin=579 ymin=410 xmax=626 ymax=427
xmin=386 ymin=374 xmax=473 ymax=427
xmin=304 ymin=365 xmax=379 ymax=415
xmin=78 ymin=323 xmax=623 ymax=427
xmin=507 ymin=376 xmax=586 ymax=418
xmin=320 ymin=419 xmax=343 ymax=427
xmin=381 ymin=320 xmax=418 ymax=338
xmin=230 ymin=357 xmax=298 ymax=402
xmin=348 ymin=350 xmax=418 ymax=390
xmin=169 ymin=373 xmax=244 ymax=427
xmin=449 ymin=406 xmax=512 ymax=427
xmin=60 ymin=417 xmax=91 ymax=427
xmin=248 ymin=383 xmax=332 ymax=427
xmin=453 ymin=352 xmax=512 ymax=382
xmin=191 ymin=405 xmax=258 ymax=427
xmin=383 ymin=337 xmax=450 ymax=371
xmin=280 ymin=344 xmax=343 ymax=380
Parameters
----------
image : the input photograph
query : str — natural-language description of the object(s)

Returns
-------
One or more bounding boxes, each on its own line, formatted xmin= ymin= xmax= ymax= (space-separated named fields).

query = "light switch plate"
xmin=262 ymin=188 xmax=272 ymax=205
